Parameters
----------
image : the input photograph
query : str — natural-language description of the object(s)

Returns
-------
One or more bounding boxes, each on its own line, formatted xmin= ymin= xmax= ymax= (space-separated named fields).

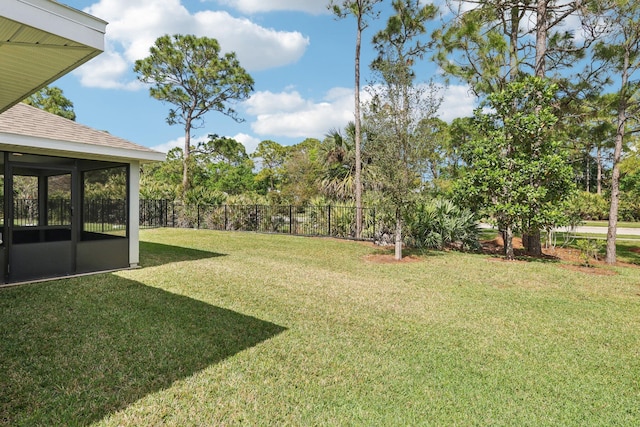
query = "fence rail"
xmin=4 ymin=198 xmax=393 ymax=242
xmin=139 ymin=200 xmax=390 ymax=241
xmin=12 ymin=198 xmax=71 ymax=227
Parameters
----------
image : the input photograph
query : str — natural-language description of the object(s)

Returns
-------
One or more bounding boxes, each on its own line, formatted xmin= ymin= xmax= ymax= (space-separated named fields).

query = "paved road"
xmin=557 ymin=226 xmax=640 ymax=236
xmin=480 ymin=223 xmax=640 ymax=237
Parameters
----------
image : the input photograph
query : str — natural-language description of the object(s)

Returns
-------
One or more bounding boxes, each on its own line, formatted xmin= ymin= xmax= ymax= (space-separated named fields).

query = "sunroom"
xmin=0 ymin=104 xmax=164 ymax=284
xmin=0 ymin=0 xmax=165 ymax=283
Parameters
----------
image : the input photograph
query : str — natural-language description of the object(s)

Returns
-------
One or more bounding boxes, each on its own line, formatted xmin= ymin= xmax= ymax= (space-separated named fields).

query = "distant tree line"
xmin=25 ymin=0 xmax=640 ymax=264
xmin=136 ymin=0 xmax=640 ymax=263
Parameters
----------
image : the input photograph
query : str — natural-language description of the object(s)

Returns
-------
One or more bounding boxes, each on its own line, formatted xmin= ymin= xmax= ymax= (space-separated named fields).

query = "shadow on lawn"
xmin=139 ymin=241 xmax=226 ymax=267
xmin=618 ymin=243 xmax=640 ymax=265
xmin=0 ymin=275 xmax=286 ymax=426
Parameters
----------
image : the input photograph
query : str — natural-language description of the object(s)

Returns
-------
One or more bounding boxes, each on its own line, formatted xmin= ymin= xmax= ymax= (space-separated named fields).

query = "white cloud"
xmin=151 ymin=133 xmax=260 ymax=154
xmin=151 ymin=136 xmax=183 ymax=154
xmin=556 ymin=12 xmax=587 ymax=43
xmin=76 ymin=0 xmax=309 ymax=88
xmin=150 ymin=84 xmax=475 ymax=151
xmin=151 ymin=134 xmax=209 ymax=154
xmin=233 ymin=133 xmax=261 ymax=154
xmin=436 ymin=0 xmax=480 ymax=16
xmin=244 ymin=90 xmax=309 ymax=115
xmin=244 ymin=84 xmax=476 ymax=140
xmin=215 ymin=0 xmax=330 ymax=15
xmin=190 ymin=11 xmax=309 ymax=71
xmin=437 ymin=84 xmax=477 ymax=122
xmin=73 ymin=47 xmax=142 ymax=90
xmin=246 ymin=88 xmax=354 ymax=138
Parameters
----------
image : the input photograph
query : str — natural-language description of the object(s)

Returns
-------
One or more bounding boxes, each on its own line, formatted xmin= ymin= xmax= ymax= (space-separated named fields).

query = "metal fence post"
xmin=255 ymin=204 xmax=259 ymax=231
xmin=289 ymin=205 xmax=293 ymax=234
xmin=373 ymin=207 xmax=376 ymax=240
xmin=163 ymin=200 xmax=167 ymax=227
xmin=328 ymin=204 xmax=331 ymax=236
xmin=224 ymin=204 xmax=228 ymax=230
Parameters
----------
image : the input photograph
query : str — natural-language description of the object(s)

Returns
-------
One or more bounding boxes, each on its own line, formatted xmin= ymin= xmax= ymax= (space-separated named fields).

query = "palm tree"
xmin=320 ymin=124 xmax=357 ymax=201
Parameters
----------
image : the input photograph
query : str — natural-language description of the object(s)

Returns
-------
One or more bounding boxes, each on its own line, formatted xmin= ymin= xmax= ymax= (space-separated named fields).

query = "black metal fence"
xmin=139 ymin=199 xmax=175 ymax=228
xmin=10 ymin=198 xmax=125 ymax=232
xmin=6 ymin=198 xmax=392 ymax=241
xmin=12 ymin=198 xmax=71 ymax=227
xmin=139 ymin=200 xmax=390 ymax=241
xmin=83 ymin=199 xmax=126 ymax=233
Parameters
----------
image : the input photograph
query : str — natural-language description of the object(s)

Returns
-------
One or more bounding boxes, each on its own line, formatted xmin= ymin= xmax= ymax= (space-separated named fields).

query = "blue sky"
xmin=56 ymin=0 xmax=477 ymax=155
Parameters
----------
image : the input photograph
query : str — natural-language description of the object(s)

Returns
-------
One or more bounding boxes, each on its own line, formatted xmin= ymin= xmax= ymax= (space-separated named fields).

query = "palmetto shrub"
xmin=405 ymin=198 xmax=480 ymax=251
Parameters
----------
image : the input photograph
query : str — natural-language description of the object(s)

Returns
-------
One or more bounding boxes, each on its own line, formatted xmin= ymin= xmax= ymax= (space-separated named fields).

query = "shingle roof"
xmin=0 ymin=103 xmax=164 ymax=161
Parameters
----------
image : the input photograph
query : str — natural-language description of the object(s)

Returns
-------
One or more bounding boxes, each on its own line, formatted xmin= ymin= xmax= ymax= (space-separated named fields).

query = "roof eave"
xmin=0 ymin=0 xmax=107 ymax=113
xmin=0 ymin=132 xmax=166 ymax=163
xmin=0 ymin=0 xmax=107 ymax=49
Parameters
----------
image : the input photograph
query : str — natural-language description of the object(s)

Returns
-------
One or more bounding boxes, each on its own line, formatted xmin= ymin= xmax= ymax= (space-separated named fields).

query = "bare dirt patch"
xmin=482 ymin=235 xmax=637 ymax=274
xmin=363 ymin=253 xmax=422 ymax=264
xmin=484 ymin=235 xmax=581 ymax=262
xmin=361 ymin=235 xmax=639 ymax=273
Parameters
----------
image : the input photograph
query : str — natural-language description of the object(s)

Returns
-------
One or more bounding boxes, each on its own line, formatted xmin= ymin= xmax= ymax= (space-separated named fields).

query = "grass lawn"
xmin=2 ymin=228 xmax=640 ymax=426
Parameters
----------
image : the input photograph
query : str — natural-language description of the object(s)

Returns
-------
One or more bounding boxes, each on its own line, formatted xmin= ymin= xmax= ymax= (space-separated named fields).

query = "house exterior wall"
xmin=129 ymin=161 xmax=140 ymax=268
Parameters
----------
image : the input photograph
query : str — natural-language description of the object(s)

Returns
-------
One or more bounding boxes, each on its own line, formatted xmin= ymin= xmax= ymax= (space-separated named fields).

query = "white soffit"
xmin=0 ymin=0 xmax=107 ymax=113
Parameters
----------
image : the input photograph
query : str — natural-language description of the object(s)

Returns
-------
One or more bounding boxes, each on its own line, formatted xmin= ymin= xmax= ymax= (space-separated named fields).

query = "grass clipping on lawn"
xmin=1 ymin=228 xmax=639 ymax=426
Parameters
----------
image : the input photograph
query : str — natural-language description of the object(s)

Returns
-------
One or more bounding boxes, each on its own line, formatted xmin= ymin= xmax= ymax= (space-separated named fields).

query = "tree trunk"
xmin=606 ymin=106 xmax=625 ymax=264
xmin=395 ymin=209 xmax=402 ymax=260
xmin=182 ymin=123 xmax=191 ymax=198
xmin=523 ymin=0 xmax=547 ymax=257
xmin=597 ymin=146 xmax=603 ymax=195
xmin=503 ymin=225 xmax=514 ymax=260
xmin=509 ymin=6 xmax=520 ymax=83
xmin=585 ymin=153 xmax=590 ymax=193
xmin=535 ymin=0 xmax=547 ymax=78
xmin=606 ymin=42 xmax=630 ymax=265
xmin=526 ymin=228 xmax=542 ymax=256
xmin=353 ymin=13 xmax=364 ymax=239
xmin=606 ymin=165 xmax=620 ymax=264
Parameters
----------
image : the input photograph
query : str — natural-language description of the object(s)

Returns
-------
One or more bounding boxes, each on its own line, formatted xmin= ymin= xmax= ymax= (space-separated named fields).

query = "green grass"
xmin=2 ymin=229 xmax=640 ymax=426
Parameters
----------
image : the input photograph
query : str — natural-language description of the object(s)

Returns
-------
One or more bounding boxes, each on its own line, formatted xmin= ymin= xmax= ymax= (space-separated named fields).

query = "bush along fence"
xmin=139 ymin=200 xmax=392 ymax=241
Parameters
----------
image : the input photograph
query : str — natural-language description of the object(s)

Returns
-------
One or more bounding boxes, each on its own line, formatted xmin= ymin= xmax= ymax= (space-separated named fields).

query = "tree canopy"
xmin=134 ymin=34 xmax=254 ymax=197
xmin=455 ymin=76 xmax=576 ymax=259
xmin=131 ymin=3 xmax=640 ymax=264
xmin=23 ymin=86 xmax=76 ymax=121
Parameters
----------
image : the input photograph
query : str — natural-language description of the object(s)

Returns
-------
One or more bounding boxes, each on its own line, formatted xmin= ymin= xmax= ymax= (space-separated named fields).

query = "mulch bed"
xmin=360 ymin=235 xmax=638 ymax=274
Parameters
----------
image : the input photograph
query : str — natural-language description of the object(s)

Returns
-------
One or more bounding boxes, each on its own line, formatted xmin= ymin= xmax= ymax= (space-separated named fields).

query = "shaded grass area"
xmin=551 ymin=233 xmax=640 ymax=264
xmin=483 ymin=228 xmax=640 ymax=264
xmin=139 ymin=240 xmax=227 ymax=267
xmin=0 ymin=260 xmax=285 ymax=426
xmin=3 ymin=228 xmax=640 ymax=425
xmin=616 ymin=242 xmax=640 ymax=265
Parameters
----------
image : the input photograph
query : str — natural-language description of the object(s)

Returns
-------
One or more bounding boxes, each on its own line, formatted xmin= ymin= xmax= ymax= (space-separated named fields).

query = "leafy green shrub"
xmin=405 ymin=198 xmax=480 ymax=251
xmin=567 ymin=191 xmax=609 ymax=221
xmin=575 ymin=238 xmax=604 ymax=267
xmin=618 ymin=198 xmax=640 ymax=221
